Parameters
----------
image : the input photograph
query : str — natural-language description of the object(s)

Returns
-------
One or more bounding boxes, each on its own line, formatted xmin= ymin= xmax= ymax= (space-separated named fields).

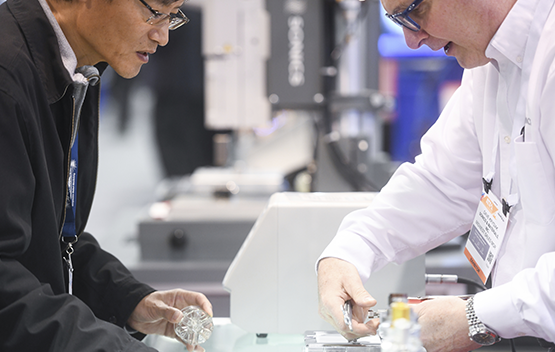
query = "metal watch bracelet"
xmin=466 ymin=296 xmax=501 ymax=346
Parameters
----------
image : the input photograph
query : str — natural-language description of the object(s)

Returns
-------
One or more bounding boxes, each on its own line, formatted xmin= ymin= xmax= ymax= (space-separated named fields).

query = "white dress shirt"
xmin=319 ymin=0 xmax=555 ymax=341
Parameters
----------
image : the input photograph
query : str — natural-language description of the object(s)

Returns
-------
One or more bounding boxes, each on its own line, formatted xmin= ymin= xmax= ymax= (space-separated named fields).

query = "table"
xmin=144 ymin=318 xmax=306 ymax=352
xmin=143 ymin=318 xmax=548 ymax=352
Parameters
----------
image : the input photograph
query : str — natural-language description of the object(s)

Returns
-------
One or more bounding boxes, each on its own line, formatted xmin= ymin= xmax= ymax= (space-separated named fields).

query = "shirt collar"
xmin=485 ymin=0 xmax=539 ymax=69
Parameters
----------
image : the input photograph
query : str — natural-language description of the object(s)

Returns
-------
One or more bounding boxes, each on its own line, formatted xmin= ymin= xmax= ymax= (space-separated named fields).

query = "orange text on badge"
xmin=481 ymin=194 xmax=498 ymax=215
xmin=464 ymin=247 xmax=487 ymax=284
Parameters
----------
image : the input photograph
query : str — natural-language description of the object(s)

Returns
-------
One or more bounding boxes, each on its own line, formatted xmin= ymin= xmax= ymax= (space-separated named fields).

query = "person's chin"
xmin=455 ymin=52 xmax=490 ymax=69
xmin=113 ymin=64 xmax=143 ymax=79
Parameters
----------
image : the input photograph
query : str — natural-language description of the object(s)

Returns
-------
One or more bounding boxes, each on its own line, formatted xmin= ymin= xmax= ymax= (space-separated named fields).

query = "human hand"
xmin=127 ymin=289 xmax=213 ymax=352
xmin=411 ymin=296 xmax=481 ymax=352
xmin=317 ymin=257 xmax=379 ymax=341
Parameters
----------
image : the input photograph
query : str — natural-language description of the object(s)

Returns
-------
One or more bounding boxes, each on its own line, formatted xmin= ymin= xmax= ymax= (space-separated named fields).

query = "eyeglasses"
xmin=385 ymin=0 xmax=424 ymax=32
xmin=138 ymin=0 xmax=189 ymax=30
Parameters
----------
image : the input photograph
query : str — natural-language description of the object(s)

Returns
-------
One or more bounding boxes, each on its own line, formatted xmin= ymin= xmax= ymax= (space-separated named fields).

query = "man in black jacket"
xmin=0 ymin=0 xmax=212 ymax=350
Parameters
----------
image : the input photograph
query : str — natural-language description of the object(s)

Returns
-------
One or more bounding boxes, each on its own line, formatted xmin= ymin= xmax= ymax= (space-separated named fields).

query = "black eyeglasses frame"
xmin=138 ymin=0 xmax=189 ymax=30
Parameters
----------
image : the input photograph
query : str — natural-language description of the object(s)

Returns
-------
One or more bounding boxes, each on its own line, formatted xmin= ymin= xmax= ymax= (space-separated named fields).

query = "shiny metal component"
xmin=425 ymin=274 xmax=458 ymax=284
xmin=174 ymin=306 xmax=214 ymax=346
xmin=343 ymin=300 xmax=354 ymax=332
xmin=366 ymin=309 xmax=380 ymax=320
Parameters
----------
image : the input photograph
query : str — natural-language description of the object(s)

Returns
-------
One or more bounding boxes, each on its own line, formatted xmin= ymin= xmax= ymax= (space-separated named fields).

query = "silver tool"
xmin=342 ymin=300 xmax=354 ymax=332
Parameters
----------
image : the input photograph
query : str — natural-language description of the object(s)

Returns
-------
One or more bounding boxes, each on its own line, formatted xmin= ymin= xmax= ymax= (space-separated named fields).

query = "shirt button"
xmin=516 ymin=55 xmax=523 ymax=63
xmin=504 ymin=136 xmax=511 ymax=144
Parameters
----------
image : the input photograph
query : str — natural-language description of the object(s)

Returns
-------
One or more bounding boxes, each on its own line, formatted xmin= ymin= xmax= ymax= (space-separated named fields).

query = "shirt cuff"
xmin=474 ymin=284 xmax=535 ymax=339
xmin=316 ymin=230 xmax=378 ymax=281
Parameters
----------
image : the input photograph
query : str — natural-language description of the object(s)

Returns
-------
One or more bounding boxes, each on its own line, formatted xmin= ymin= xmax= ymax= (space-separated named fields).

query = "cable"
xmin=326 ymin=138 xmax=382 ymax=191
xmin=455 ymin=277 xmax=487 ymax=292
xmin=425 ymin=274 xmax=487 ymax=292
xmin=510 ymin=339 xmax=517 ymax=352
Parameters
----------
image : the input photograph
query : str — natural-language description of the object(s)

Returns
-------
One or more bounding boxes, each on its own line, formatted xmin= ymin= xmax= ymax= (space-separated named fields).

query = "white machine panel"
xmin=203 ymin=0 xmax=270 ymax=129
xmin=223 ymin=192 xmax=425 ymax=334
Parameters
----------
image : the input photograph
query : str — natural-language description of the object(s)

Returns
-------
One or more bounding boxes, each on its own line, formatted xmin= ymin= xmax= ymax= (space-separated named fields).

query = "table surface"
xmin=143 ymin=318 xmax=547 ymax=352
xmin=144 ymin=318 xmax=306 ymax=352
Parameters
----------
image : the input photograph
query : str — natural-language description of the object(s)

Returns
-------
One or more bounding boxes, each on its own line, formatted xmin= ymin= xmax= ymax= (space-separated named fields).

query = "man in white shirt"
xmin=317 ymin=0 xmax=555 ymax=351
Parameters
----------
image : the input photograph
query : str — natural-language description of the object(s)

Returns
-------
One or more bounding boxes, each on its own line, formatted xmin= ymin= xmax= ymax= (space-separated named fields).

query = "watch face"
xmin=471 ymin=332 xmax=497 ymax=346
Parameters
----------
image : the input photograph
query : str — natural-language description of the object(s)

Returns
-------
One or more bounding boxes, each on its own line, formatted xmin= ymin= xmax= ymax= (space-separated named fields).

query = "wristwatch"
xmin=466 ymin=296 xmax=501 ymax=346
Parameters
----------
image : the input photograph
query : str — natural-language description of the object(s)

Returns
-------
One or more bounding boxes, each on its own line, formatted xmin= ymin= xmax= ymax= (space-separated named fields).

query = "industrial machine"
xmin=194 ymin=0 xmax=395 ymax=191
xmin=223 ymin=192 xmax=425 ymax=334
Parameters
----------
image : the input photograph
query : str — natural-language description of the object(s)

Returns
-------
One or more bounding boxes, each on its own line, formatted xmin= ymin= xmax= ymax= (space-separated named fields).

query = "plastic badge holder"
xmin=174 ymin=306 xmax=214 ymax=346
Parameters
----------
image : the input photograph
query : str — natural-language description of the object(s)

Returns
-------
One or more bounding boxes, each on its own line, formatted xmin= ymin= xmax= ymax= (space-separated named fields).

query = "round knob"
xmin=168 ymin=228 xmax=187 ymax=249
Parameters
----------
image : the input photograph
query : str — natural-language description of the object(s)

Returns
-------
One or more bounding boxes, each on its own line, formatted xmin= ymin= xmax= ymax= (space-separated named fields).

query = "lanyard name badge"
xmin=464 ymin=176 xmax=510 ymax=284
xmin=60 ymin=65 xmax=99 ymax=295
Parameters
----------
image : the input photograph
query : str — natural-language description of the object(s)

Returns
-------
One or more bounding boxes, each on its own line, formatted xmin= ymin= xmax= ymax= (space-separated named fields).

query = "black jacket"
xmin=0 ymin=0 xmax=157 ymax=350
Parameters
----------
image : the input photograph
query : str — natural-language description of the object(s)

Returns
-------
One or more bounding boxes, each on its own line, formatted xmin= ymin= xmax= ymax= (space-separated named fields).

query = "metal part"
xmin=342 ymin=300 xmax=354 ymax=332
xmin=342 ymin=300 xmax=381 ymax=344
xmin=365 ymin=310 xmax=380 ymax=321
xmin=425 ymin=274 xmax=458 ymax=284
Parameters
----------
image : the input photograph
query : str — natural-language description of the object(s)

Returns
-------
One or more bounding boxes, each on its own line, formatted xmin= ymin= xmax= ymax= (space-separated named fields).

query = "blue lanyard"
xmin=60 ymin=65 xmax=100 ymax=295
xmin=62 ymin=132 xmax=78 ymax=242
xmin=62 ymin=132 xmax=78 ymax=295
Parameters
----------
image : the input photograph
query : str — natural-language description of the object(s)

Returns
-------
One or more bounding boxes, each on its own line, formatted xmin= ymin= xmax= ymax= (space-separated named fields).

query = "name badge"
xmin=464 ymin=188 xmax=509 ymax=284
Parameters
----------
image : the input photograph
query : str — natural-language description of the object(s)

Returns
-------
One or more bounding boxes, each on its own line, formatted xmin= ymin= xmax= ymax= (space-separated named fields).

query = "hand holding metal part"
xmin=317 ymin=258 xmax=380 ymax=341
xmin=342 ymin=300 xmax=381 ymax=343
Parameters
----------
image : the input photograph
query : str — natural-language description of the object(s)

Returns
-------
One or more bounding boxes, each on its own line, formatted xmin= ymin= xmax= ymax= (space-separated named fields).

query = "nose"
xmin=402 ymin=26 xmax=428 ymax=50
xmin=149 ymin=26 xmax=170 ymax=47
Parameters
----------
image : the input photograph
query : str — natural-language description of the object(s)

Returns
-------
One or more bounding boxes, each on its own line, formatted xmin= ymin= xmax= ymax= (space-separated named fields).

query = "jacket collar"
xmin=8 ymin=0 xmax=72 ymax=103
xmin=38 ymin=0 xmax=79 ymax=81
xmin=8 ymin=0 xmax=108 ymax=103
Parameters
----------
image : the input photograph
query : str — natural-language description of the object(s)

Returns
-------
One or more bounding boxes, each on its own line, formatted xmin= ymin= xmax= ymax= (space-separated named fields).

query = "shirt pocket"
xmin=514 ymin=136 xmax=555 ymax=225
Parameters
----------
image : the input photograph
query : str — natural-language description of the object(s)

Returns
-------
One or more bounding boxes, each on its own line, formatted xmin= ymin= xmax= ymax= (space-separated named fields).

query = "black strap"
xmin=482 ymin=177 xmax=493 ymax=194
xmin=538 ymin=338 xmax=555 ymax=350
